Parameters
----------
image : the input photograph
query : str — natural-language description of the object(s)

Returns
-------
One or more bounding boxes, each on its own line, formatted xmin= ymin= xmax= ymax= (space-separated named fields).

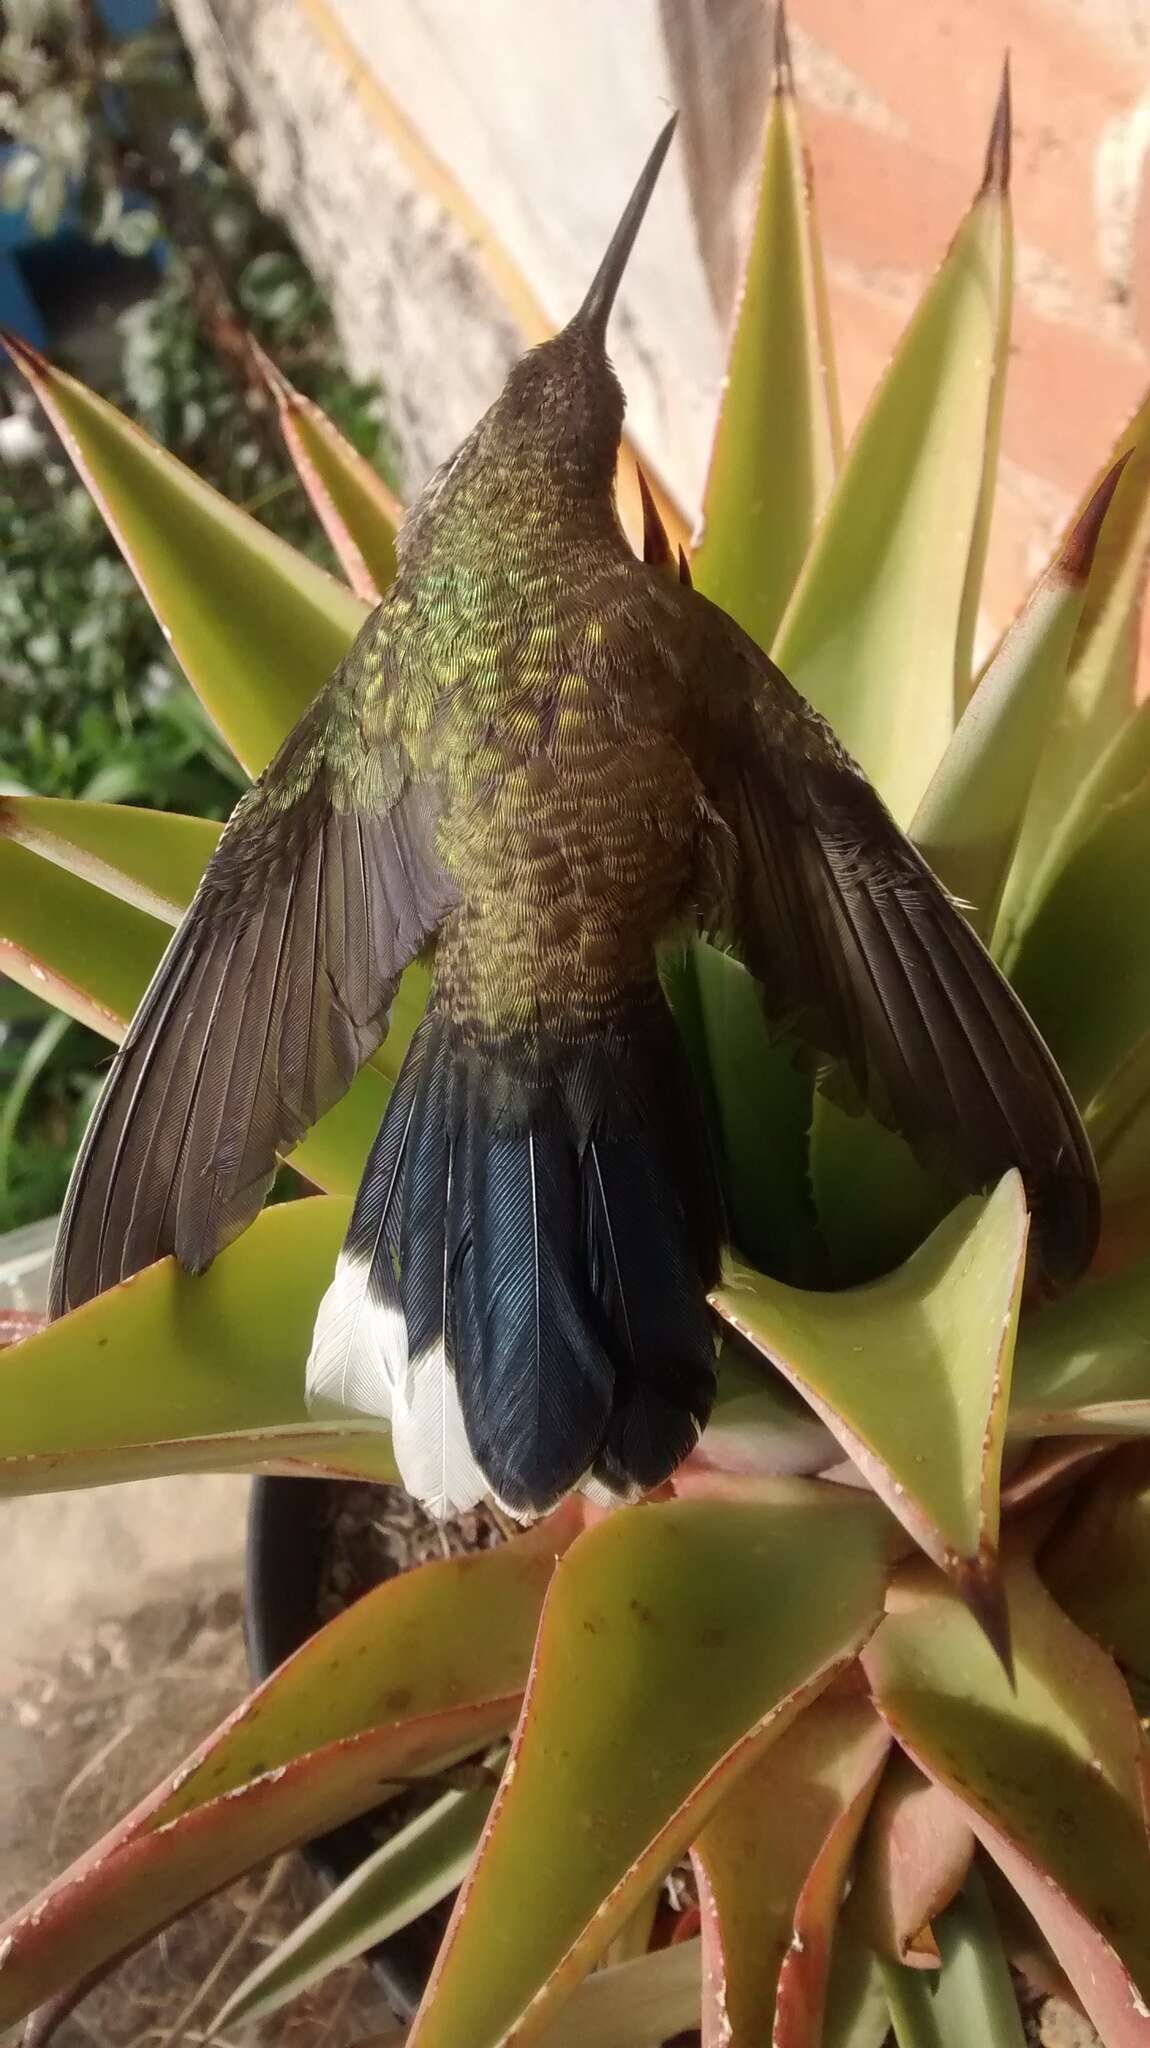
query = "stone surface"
xmin=0 ymin=1217 xmax=251 ymax=1693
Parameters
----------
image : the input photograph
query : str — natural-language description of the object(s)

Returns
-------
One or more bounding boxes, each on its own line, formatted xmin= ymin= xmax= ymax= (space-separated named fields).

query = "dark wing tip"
xmin=1031 ymin=1159 xmax=1101 ymax=1291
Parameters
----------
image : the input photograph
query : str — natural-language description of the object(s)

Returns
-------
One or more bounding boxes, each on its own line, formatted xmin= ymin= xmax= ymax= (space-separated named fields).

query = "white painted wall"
xmin=172 ymin=0 xmax=766 ymax=509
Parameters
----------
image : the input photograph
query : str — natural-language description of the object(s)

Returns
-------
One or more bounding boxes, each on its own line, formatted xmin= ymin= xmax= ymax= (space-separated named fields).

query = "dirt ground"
xmin=1 ymin=1467 xmax=394 ymax=2046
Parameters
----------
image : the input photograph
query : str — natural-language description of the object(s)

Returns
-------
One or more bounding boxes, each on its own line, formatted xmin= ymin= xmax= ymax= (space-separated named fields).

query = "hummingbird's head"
xmin=406 ymin=117 xmax=677 ymax=540
xmin=489 ymin=114 xmax=677 ymax=498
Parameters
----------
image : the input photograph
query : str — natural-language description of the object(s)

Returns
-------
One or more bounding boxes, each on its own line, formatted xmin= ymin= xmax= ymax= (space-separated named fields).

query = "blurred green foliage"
xmin=0 ymin=76 xmax=394 ymax=1234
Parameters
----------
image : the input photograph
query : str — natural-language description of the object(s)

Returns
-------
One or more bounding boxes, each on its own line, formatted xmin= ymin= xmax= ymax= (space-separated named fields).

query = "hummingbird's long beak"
xmin=572 ymin=113 xmax=678 ymax=348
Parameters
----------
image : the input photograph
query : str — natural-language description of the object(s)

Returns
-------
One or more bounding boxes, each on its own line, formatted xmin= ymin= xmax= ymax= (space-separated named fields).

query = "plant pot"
xmin=244 ymin=1472 xmax=450 ymax=2021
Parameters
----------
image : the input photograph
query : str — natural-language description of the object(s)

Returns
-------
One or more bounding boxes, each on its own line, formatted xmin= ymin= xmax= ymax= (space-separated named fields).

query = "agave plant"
xmin=2 ymin=31 xmax=1150 ymax=2048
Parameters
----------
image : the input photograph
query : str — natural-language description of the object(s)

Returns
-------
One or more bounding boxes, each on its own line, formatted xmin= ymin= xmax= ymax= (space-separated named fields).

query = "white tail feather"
xmin=390 ymin=1341 xmax=486 ymax=1519
xmin=305 ymin=1249 xmax=409 ymax=1422
xmin=578 ymin=1473 xmax=635 ymax=1510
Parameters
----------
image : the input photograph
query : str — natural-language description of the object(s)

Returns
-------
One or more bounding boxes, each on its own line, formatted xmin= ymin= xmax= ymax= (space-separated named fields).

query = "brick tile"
xmin=1132 ymin=150 xmax=1150 ymax=350
xmin=795 ymin=0 xmax=1142 ymax=304
xmin=803 ymin=105 xmax=970 ymax=278
xmin=1004 ymin=308 xmax=1148 ymax=490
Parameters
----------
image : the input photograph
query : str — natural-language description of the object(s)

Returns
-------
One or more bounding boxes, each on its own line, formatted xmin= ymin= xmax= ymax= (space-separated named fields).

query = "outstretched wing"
xmin=681 ymin=593 xmax=1099 ymax=1287
xmin=50 ymin=639 xmax=455 ymax=1316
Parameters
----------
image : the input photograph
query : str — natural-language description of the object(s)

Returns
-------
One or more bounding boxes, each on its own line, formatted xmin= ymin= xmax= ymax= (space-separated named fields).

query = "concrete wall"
xmin=173 ymin=0 xmax=1150 ymax=642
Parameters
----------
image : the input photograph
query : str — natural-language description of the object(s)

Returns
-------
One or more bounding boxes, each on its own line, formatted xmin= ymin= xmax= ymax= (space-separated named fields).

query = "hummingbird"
xmin=49 ymin=119 xmax=1099 ymax=1520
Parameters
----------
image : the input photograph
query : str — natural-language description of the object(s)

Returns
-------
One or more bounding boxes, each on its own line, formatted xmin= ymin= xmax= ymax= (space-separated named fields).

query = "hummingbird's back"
xmin=385 ymin=515 xmax=710 ymax=1052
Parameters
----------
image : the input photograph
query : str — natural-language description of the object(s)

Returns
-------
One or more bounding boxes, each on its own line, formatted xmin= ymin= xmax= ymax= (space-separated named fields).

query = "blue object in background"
xmin=0 ymin=0 xmax=161 ymax=348
xmin=100 ymin=0 xmax=162 ymax=31
xmin=0 ymin=207 xmax=47 ymax=348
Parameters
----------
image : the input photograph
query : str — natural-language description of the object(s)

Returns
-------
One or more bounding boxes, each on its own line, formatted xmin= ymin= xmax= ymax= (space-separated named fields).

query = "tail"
xmin=306 ymin=1001 xmax=722 ymax=1519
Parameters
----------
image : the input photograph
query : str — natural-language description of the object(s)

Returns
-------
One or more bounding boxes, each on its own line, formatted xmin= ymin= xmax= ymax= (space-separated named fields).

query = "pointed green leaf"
xmin=995 ymin=388 xmax=1150 ymax=960
xmin=0 ymin=832 xmax=172 ymax=1041
xmin=1039 ymin=1445 xmax=1150 ymax=1684
xmin=217 ymin=1780 xmax=496 ymax=2029
xmin=409 ymin=1484 xmax=896 ymax=2048
xmin=1008 ymin=780 xmax=1150 ymax=1109
xmin=852 ymin=1751 xmax=974 ymax=1968
xmin=773 ymin=80 xmax=1012 ymax=825
xmin=998 ymin=691 xmax=1150 ymax=980
xmin=692 ymin=24 xmax=840 ymax=650
xmin=911 ymin=461 xmax=1126 ymax=938
xmin=865 ymin=1551 xmax=1150 ymax=2043
xmin=2 ymin=333 xmax=366 ymax=777
xmin=713 ymin=1175 xmax=1027 ymax=1636
xmin=257 ymin=342 xmax=401 ymax=603
xmin=0 ymin=1196 xmax=403 ymax=1491
xmin=1087 ymin=1028 xmax=1150 ymax=1209
xmin=808 ymin=1102 xmax=955 ymax=1288
xmin=1010 ymin=1252 xmax=1150 ymax=1434
xmin=0 ymin=1508 xmax=581 ymax=2032
xmin=880 ymin=1870 xmax=1026 ymax=2048
xmin=1 ymin=794 xmax=219 ymax=923
xmin=615 ymin=444 xmax=691 ymax=565
xmin=689 ymin=941 xmax=820 ymax=1281
xmin=821 ymin=1919 xmax=893 ymax=2048
xmin=692 ymin=1692 xmax=889 ymax=2048
xmin=537 ymin=1940 xmax=703 ymax=2048
xmin=1000 ymin=1438 xmax=1111 ymax=1512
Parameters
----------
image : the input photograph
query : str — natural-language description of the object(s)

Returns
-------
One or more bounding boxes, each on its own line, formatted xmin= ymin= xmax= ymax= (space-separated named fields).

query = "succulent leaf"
xmin=865 ymin=1550 xmax=1150 ymax=2042
xmin=1039 ymin=1444 xmax=1150 ymax=1684
xmin=712 ymin=1175 xmax=1027 ymax=1653
xmin=995 ymin=388 xmax=1150 ymax=959
xmin=912 ymin=458 xmax=1127 ymax=939
xmin=2 ymin=53 xmax=1148 ymax=2047
xmin=1 ymin=331 xmax=366 ymax=778
xmin=851 ymin=1752 xmax=975 ymax=1969
xmin=1010 ymin=1252 xmax=1150 ymax=1433
xmin=0 ymin=795 xmax=218 ymax=924
xmin=688 ymin=941 xmax=820 ymax=1281
xmin=692 ymin=1691 xmax=889 ymax=2048
xmin=406 ymin=1486 xmax=896 ymax=2048
xmin=216 ymin=1780 xmax=497 ymax=2029
xmin=528 ymin=1938 xmax=703 ymax=2048
xmin=773 ymin=72 xmax=1013 ymax=828
xmin=820 ymin=1920 xmax=893 ymax=2048
xmin=692 ymin=8 xmax=841 ymax=652
xmin=0 ymin=1196 xmax=397 ymax=1491
xmin=253 ymin=338 xmax=402 ymax=602
xmin=1009 ymin=775 xmax=1150 ymax=1110
xmin=879 ymin=1868 xmax=1027 ymax=2048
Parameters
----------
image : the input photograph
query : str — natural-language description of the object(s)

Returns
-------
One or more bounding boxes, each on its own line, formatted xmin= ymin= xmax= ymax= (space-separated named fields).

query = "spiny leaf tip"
xmin=0 ymin=325 xmax=46 ymax=375
xmin=636 ymin=461 xmax=673 ymax=569
xmin=773 ymin=2 xmax=795 ymax=95
xmin=245 ymin=333 xmax=294 ymax=410
xmin=981 ymin=54 xmax=1012 ymax=195
xmin=1059 ymin=452 xmax=1131 ymax=585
